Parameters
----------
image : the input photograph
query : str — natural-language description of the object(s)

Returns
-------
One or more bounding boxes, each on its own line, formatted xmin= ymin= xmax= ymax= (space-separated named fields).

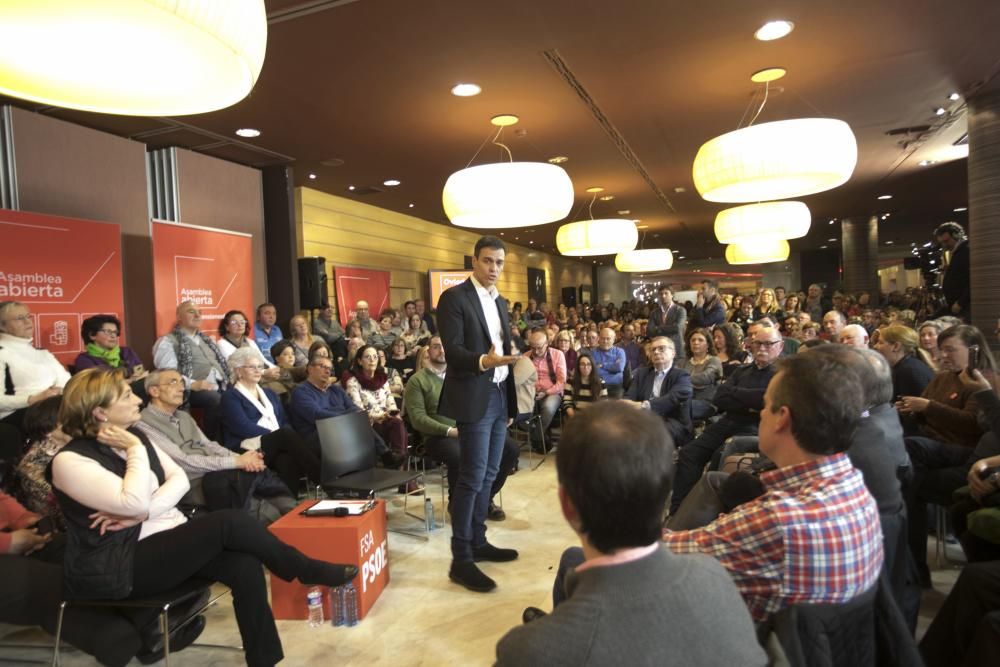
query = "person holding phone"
xmin=343 ymin=344 xmax=408 ymax=466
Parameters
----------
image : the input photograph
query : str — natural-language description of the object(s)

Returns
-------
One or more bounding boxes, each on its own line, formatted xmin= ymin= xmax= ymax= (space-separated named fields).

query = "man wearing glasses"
xmin=624 ymin=337 xmax=693 ymax=446
xmin=669 ymin=327 xmax=783 ymax=514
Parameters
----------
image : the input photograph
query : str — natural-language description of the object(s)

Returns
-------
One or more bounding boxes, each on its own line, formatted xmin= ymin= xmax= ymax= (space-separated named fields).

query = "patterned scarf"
xmin=170 ymin=327 xmax=230 ymax=389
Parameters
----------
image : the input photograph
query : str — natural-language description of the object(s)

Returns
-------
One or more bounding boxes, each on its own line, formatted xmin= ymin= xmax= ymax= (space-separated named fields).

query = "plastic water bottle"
xmin=306 ymin=587 xmax=324 ymax=627
xmin=343 ymin=583 xmax=358 ymax=626
xmin=424 ymin=497 xmax=436 ymax=531
xmin=330 ymin=586 xmax=345 ymax=626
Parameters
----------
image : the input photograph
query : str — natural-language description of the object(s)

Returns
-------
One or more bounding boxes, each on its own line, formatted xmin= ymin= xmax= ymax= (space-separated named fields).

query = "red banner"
xmin=0 ymin=209 xmax=124 ymax=366
xmin=151 ymin=220 xmax=254 ymax=337
xmin=334 ymin=267 xmax=391 ymax=326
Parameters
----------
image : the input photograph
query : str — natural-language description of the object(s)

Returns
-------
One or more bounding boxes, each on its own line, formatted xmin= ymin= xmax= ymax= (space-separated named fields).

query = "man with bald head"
xmin=527 ymin=327 xmax=567 ymax=448
xmin=670 ymin=326 xmax=782 ymax=513
xmin=822 ymin=310 xmax=846 ymax=341
xmin=153 ymin=300 xmax=229 ymax=439
xmin=351 ymin=299 xmax=377 ymax=339
xmin=839 ymin=323 xmax=870 ymax=349
xmin=590 ymin=327 xmax=628 ymax=398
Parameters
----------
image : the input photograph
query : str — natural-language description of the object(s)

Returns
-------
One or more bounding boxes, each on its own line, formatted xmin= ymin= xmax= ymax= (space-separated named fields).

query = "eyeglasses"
xmin=242 ymin=364 xmax=266 ymax=371
xmin=750 ymin=340 xmax=781 ymax=348
xmin=311 ymin=364 xmax=333 ymax=372
xmin=98 ymin=329 xmax=120 ymax=336
xmin=649 ymin=345 xmax=670 ymax=353
xmin=361 ymin=354 xmax=379 ymax=361
xmin=3 ymin=314 xmax=31 ymax=323
xmin=228 ymin=319 xmax=247 ymax=326
xmin=157 ymin=378 xmax=182 ymax=387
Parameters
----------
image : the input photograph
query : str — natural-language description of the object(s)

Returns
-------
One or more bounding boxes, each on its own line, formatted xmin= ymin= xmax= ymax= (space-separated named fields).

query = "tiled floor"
xmin=1 ymin=451 xmax=960 ymax=665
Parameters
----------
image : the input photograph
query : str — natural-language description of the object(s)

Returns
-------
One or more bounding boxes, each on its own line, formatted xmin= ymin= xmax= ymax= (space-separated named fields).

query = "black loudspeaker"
xmin=561 ymin=286 xmax=577 ymax=308
xmin=903 ymin=256 xmax=923 ymax=270
xmin=298 ymin=257 xmax=328 ymax=310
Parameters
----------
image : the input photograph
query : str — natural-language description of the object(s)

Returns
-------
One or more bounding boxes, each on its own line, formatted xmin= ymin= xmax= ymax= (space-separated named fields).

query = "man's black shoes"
xmin=449 ymin=560 xmax=496 ymax=592
xmin=472 ymin=542 xmax=519 ymax=562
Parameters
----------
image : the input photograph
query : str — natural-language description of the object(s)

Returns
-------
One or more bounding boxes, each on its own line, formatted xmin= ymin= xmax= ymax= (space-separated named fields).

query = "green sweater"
xmin=404 ymin=368 xmax=455 ymax=437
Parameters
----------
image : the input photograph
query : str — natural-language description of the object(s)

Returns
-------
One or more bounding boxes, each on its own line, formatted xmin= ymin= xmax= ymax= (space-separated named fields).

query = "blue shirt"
xmin=288 ymin=381 xmax=361 ymax=442
xmin=590 ymin=346 xmax=627 ymax=386
xmin=253 ymin=323 xmax=284 ymax=362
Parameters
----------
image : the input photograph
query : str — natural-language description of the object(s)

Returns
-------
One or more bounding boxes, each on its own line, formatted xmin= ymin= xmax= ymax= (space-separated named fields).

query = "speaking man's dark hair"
xmin=474 ymin=235 xmax=506 ymax=257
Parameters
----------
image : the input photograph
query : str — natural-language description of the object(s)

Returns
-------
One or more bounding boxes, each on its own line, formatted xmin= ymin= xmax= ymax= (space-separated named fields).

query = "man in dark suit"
xmin=437 ymin=235 xmax=519 ymax=592
xmin=624 ymin=336 xmax=693 ymax=446
xmin=935 ymin=221 xmax=970 ymax=320
xmin=647 ymin=287 xmax=687 ymax=362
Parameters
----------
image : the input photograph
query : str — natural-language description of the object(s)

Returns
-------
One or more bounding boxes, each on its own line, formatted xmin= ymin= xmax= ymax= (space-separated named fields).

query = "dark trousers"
xmin=670 ymin=416 xmax=758 ymax=513
xmin=0 ymin=539 xmax=142 ymax=667
xmin=261 ymin=426 xmax=321 ymax=488
xmin=552 ymin=546 xmax=586 ymax=607
xmin=424 ymin=433 xmax=518 ymax=502
xmin=904 ymin=436 xmax=977 ymax=580
xmin=188 ymin=388 xmax=222 ymax=441
xmin=451 ymin=384 xmax=507 ymax=560
xmin=131 ymin=509 xmax=321 ymax=667
xmin=920 ymin=560 xmax=1000 ymax=667
xmin=372 ymin=415 xmax=408 ymax=459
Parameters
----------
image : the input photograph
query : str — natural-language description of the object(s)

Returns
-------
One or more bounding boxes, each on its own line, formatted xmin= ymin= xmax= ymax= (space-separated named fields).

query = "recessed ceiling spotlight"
xmin=918 ymin=159 xmax=937 ymax=166
xmin=673 ymin=186 xmax=686 ymax=193
xmin=636 ymin=225 xmax=649 ymax=230
xmin=934 ymin=107 xmax=946 ymax=116
xmin=599 ymin=195 xmax=615 ymax=201
xmin=751 ymin=67 xmax=787 ymax=83
xmin=754 ymin=20 xmax=794 ymax=41
xmin=529 ymin=240 xmax=534 ymax=244
xmin=948 ymin=92 xmax=961 ymax=101
xmin=678 ymin=256 xmax=686 ymax=259
xmin=235 ymin=128 xmax=260 ymax=138
xmin=514 ymin=236 xmax=519 ymax=240
xmin=671 ymin=250 xmax=679 ymax=254
xmin=820 ymin=245 xmax=828 ymax=249
xmin=383 ymin=179 xmax=401 ymax=187
xmin=308 ymin=173 xmax=317 ymax=180
xmin=408 ymin=203 xmax=415 ymax=208
xmin=954 ymin=206 xmax=967 ymax=212
xmin=451 ymin=83 xmax=482 ymax=97
xmin=885 ymin=241 xmax=894 ymax=245
xmin=828 ymin=220 xmax=835 ymax=225
xmin=347 ymin=185 xmax=356 ymax=191
xmin=617 ymin=209 xmax=631 ymax=215
xmin=877 ymin=194 xmax=892 ymax=200
xmin=548 ymin=156 xmax=569 ymax=164
xmin=828 ymin=238 xmax=837 ymax=242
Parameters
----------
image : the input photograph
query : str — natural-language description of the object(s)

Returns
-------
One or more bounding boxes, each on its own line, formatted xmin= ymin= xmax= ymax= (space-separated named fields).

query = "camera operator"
xmin=934 ymin=222 xmax=969 ymax=320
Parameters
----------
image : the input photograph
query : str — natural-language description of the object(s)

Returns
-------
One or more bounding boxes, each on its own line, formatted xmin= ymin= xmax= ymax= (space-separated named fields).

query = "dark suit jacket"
xmin=942 ymin=240 xmax=969 ymax=314
xmin=624 ymin=365 xmax=693 ymax=443
xmin=647 ymin=303 xmax=687 ymax=360
xmin=437 ymin=278 xmax=516 ymax=423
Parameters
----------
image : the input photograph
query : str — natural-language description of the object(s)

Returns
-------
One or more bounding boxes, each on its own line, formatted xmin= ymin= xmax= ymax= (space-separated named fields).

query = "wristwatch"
xmin=988 ymin=471 xmax=1000 ymax=488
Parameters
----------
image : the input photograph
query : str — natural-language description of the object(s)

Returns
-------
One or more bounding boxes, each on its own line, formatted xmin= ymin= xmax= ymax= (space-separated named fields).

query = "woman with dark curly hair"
xmin=73 ymin=314 xmax=146 ymax=380
xmin=712 ymin=323 xmax=748 ymax=379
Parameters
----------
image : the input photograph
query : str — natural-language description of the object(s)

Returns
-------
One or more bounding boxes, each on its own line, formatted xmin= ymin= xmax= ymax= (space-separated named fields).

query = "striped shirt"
xmin=663 ymin=453 xmax=883 ymax=624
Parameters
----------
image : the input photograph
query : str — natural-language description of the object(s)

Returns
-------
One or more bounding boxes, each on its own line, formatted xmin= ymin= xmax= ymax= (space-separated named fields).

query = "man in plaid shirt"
xmin=663 ymin=352 xmax=884 ymax=624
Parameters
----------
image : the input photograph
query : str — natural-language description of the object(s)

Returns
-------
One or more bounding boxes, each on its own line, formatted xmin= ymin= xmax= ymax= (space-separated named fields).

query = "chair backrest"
xmin=317 ymin=411 xmax=376 ymax=483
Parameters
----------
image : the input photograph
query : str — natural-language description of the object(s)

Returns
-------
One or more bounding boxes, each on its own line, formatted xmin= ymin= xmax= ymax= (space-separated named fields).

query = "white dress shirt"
xmin=470 ymin=275 xmax=508 ymax=384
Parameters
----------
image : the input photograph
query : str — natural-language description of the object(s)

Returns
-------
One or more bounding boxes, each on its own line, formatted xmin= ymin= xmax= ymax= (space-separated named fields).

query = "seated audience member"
xmin=664 ymin=352 xmax=884 ymax=623
xmin=387 ymin=337 xmax=417 ymax=383
xmin=920 ymin=559 xmax=1000 ymax=667
xmin=416 ymin=298 xmax=436 ymax=335
xmin=350 ymin=299 xmax=377 ymax=340
xmin=839 ymin=323 xmax=870 ymax=349
xmin=590 ymin=327 xmax=627 ymax=398
xmin=582 ymin=328 xmax=599 ymax=352
xmin=873 ymin=324 xmax=935 ymax=400
xmin=712 ymin=322 xmax=748 ymax=379
xmin=152 ymin=300 xmax=228 ymax=439
xmin=0 ymin=301 xmax=71 ymax=430
xmin=400 ymin=312 xmax=430 ymax=354
xmin=138 ymin=367 xmax=297 ymax=517
xmin=343 ymin=345 xmax=408 ymax=463
xmin=312 ymin=301 xmax=346 ymax=357
xmin=526 ymin=328 xmax=567 ymax=447
xmin=218 ymin=350 xmax=322 ymax=488
xmin=13 ymin=396 xmax=69 ymax=528
xmin=366 ymin=311 xmax=398 ymax=352
xmin=822 ymin=309 xmax=846 ymax=340
xmin=553 ymin=331 xmax=577 ymax=379
xmin=288 ymin=355 xmax=398 ymax=466
xmin=562 ymin=353 xmax=606 ymax=419
xmin=260 ymin=339 xmax=309 ymax=397
xmin=378 ymin=347 xmax=406 ymax=398
xmin=624 ymin=336 xmax=692 ymax=445
xmin=617 ymin=323 xmax=641 ymax=375
xmin=287 ymin=314 xmax=319 ymax=367
xmin=498 ymin=402 xmax=766 ymax=667
xmin=918 ymin=320 xmax=945 ymax=369
xmin=510 ymin=337 xmax=539 ymax=423
xmin=308 ymin=339 xmax=334 ymax=364
xmin=73 ymin=314 xmax=147 ymax=381
xmin=217 ymin=310 xmax=277 ymax=371
xmin=253 ymin=302 xmax=284 ymax=363
xmin=404 ymin=336 xmax=516 ymax=521
xmin=49 ymin=368 xmax=357 ymax=666
xmin=678 ymin=327 xmax=723 ymax=403
xmin=669 ymin=326 xmax=782 ymax=514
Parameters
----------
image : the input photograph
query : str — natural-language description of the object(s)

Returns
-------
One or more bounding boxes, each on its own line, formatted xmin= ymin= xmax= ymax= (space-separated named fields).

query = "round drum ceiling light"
xmin=751 ymin=67 xmax=787 ymax=83
xmin=714 ymin=201 xmax=811 ymax=244
xmin=755 ymin=20 xmax=794 ymax=41
xmin=692 ymin=118 xmax=858 ymax=203
xmin=0 ymin=0 xmax=267 ymax=116
xmin=451 ymin=83 xmax=482 ymax=97
xmin=615 ymin=248 xmax=674 ymax=272
xmin=556 ymin=219 xmax=638 ymax=257
xmin=443 ymin=162 xmax=574 ymax=229
xmin=725 ymin=238 xmax=790 ymax=265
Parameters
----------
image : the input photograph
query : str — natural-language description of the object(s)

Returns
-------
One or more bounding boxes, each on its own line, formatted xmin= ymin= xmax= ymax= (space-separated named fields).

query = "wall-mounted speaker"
xmin=298 ymin=256 xmax=327 ymax=310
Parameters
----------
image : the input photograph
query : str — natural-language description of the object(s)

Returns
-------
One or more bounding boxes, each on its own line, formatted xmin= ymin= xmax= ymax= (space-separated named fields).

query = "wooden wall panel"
xmin=297 ymin=187 xmax=590 ymax=319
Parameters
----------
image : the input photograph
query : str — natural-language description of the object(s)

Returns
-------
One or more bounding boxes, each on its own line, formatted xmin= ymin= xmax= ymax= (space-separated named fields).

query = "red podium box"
xmin=268 ymin=499 xmax=390 ymax=621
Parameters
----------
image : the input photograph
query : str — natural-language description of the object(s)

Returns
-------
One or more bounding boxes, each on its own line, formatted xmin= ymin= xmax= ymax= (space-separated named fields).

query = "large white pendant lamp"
xmin=692 ymin=118 xmax=858 ymax=203
xmin=725 ymin=238 xmax=790 ymax=265
xmin=0 ymin=0 xmax=268 ymax=116
xmin=556 ymin=219 xmax=638 ymax=257
xmin=615 ymin=248 xmax=674 ymax=272
xmin=714 ymin=201 xmax=811 ymax=244
xmin=443 ymin=115 xmax=574 ymax=229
